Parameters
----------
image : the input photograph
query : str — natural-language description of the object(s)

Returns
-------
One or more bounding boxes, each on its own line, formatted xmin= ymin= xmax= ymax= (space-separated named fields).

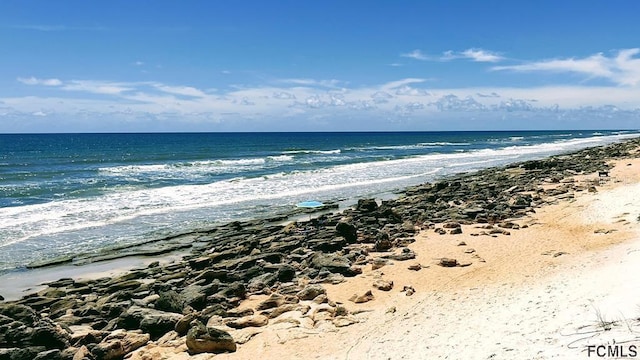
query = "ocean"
xmin=0 ymin=130 xmax=638 ymax=274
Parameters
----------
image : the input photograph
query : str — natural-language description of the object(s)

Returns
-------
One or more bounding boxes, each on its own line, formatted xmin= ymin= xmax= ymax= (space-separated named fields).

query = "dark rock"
xmin=0 ymin=347 xmax=45 ymax=360
xmin=175 ymin=313 xmax=197 ymax=336
xmin=219 ymin=282 xmax=246 ymax=300
xmin=180 ymin=285 xmax=212 ymax=311
xmin=193 ymin=269 xmax=228 ymax=283
xmin=438 ymin=258 xmax=459 ymax=267
xmin=276 ymin=264 xmax=296 ymax=282
xmin=371 ymin=257 xmax=389 ymax=270
xmin=0 ymin=303 xmax=38 ymax=326
xmin=356 ymin=198 xmax=379 ymax=212
xmin=372 ymin=280 xmax=393 ymax=291
xmin=335 ymin=220 xmax=357 ymax=243
xmin=45 ymin=278 xmax=75 ymax=288
xmin=119 ymin=306 xmax=183 ymax=339
xmin=33 ymin=349 xmax=61 ymax=360
xmin=186 ymin=321 xmax=236 ymax=354
xmin=31 ymin=318 xmax=71 ymax=349
xmin=155 ymin=291 xmax=184 ymax=313
xmin=310 ymin=253 xmax=352 ymax=275
xmin=449 ymin=227 xmax=463 ymax=235
xmin=49 ymin=298 xmax=78 ymax=319
xmin=442 ymin=222 xmax=461 ymax=229
xmin=256 ymin=293 xmax=285 ymax=311
xmin=308 ymin=237 xmax=347 ymax=252
xmin=296 ymin=285 xmax=326 ymax=300
xmin=374 ymin=234 xmax=393 ymax=252
xmin=105 ymin=280 xmax=143 ymax=293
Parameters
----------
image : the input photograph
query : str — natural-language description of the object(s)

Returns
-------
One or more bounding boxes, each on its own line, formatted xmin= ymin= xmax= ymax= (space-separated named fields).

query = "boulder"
xmin=30 ymin=318 xmax=71 ymax=349
xmin=372 ymin=280 xmax=394 ymax=291
xmin=276 ymin=263 xmax=297 ymax=282
xmin=0 ymin=303 xmax=38 ymax=326
xmin=335 ymin=220 xmax=357 ymax=243
xmin=356 ymin=198 xmax=379 ymax=212
xmin=438 ymin=258 xmax=458 ymax=267
xmin=186 ymin=321 xmax=236 ymax=354
xmin=119 ymin=306 xmax=183 ymax=339
xmin=310 ymin=253 xmax=353 ymax=275
xmin=296 ymin=285 xmax=326 ymax=301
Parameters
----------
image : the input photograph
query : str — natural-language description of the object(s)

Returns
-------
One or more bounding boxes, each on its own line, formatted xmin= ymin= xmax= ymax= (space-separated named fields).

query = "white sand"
xmin=208 ymin=158 xmax=640 ymax=360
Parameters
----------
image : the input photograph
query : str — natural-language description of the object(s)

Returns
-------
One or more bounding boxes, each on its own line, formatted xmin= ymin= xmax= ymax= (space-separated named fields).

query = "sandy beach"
xmin=204 ymin=157 xmax=640 ymax=359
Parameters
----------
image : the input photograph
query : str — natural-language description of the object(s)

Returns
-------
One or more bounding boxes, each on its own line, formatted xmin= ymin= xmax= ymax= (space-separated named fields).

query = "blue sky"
xmin=1 ymin=0 xmax=640 ymax=132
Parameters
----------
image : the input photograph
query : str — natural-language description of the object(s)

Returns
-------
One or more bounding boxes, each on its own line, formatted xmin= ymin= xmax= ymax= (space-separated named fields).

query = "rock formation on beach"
xmin=1 ymin=137 xmax=639 ymax=360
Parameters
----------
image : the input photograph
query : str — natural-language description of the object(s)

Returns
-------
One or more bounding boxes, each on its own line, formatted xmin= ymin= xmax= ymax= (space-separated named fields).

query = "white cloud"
xmin=492 ymin=48 xmax=640 ymax=86
xmin=461 ymin=48 xmax=504 ymax=62
xmin=272 ymin=92 xmax=296 ymax=99
xmin=279 ymin=78 xmax=342 ymax=88
xmin=400 ymin=49 xmax=431 ymax=61
xmin=61 ymin=80 xmax=134 ymax=95
xmin=371 ymin=91 xmax=393 ymax=103
xmin=5 ymin=72 xmax=640 ymax=131
xmin=18 ymin=77 xmax=62 ymax=86
xmin=401 ymin=48 xmax=504 ymax=62
xmin=381 ymin=78 xmax=428 ymax=90
xmin=154 ymin=84 xmax=206 ymax=97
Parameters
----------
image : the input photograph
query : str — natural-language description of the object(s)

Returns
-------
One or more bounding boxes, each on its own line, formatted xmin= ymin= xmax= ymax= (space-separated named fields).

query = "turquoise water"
xmin=0 ymin=130 xmax=637 ymax=272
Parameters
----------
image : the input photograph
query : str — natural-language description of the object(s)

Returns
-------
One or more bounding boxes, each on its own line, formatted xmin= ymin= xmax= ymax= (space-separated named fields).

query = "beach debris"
xmin=386 ymin=306 xmax=397 ymax=314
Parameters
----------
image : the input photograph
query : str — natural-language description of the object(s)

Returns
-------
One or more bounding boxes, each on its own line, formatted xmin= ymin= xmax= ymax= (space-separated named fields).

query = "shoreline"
xmin=1 ymin=137 xmax=640 ymax=359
